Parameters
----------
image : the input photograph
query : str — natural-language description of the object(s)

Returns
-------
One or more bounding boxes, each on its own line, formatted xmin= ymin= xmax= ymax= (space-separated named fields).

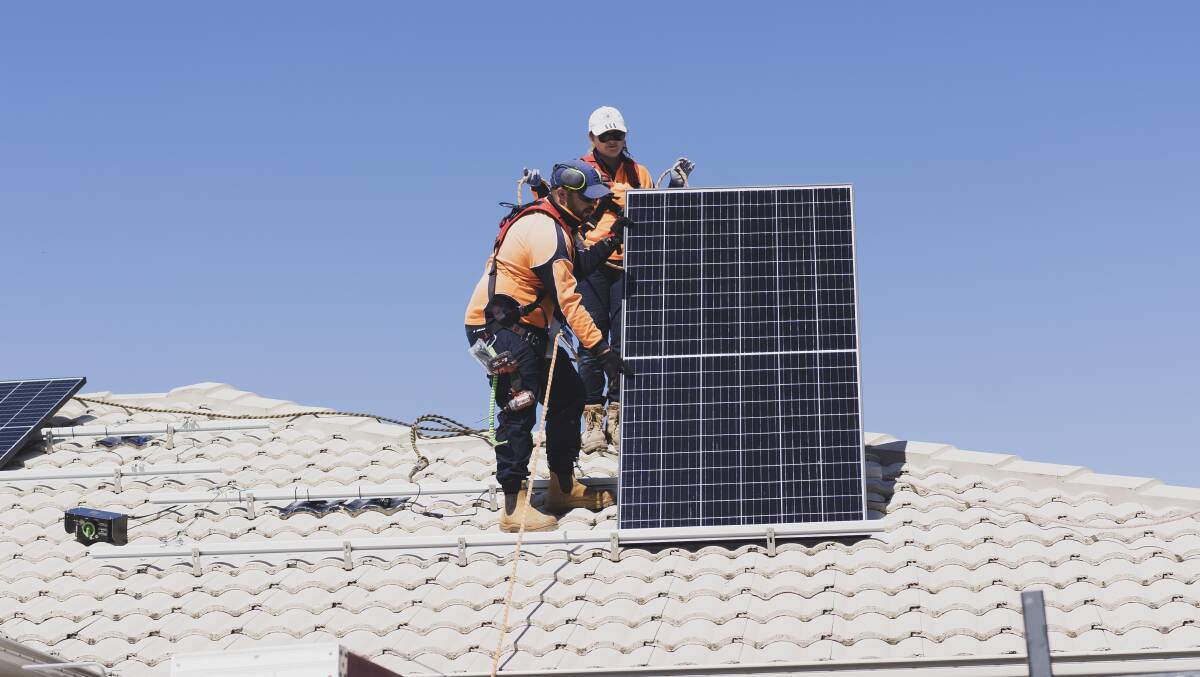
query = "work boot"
xmin=545 ymin=470 xmax=615 ymax=512
xmin=581 ymin=404 xmax=607 ymax=454
xmin=499 ymin=487 xmax=557 ymax=533
xmin=605 ymin=402 xmax=621 ymax=450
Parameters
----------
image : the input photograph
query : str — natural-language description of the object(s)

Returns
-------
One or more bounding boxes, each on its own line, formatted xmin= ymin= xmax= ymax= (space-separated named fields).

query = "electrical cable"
xmin=72 ymin=396 xmax=491 ymax=482
xmin=162 ymin=484 xmax=234 ymax=545
xmin=127 ymin=506 xmax=182 ymax=525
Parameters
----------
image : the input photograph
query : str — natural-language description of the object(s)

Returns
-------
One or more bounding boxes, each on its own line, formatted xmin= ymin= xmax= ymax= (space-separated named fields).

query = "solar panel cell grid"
xmin=619 ymin=186 xmax=864 ymax=531
xmin=0 ymin=378 xmax=86 ymax=467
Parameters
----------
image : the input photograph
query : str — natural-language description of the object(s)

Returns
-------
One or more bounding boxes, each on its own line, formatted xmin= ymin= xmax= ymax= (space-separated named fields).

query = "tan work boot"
xmin=499 ymin=487 xmax=558 ymax=532
xmin=605 ymin=402 xmax=621 ymax=449
xmin=545 ymin=470 xmax=615 ymax=512
xmin=581 ymin=404 xmax=607 ymax=454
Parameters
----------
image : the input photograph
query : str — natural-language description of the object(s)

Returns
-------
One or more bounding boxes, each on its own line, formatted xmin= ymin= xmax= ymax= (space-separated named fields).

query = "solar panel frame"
xmin=616 ymin=185 xmax=868 ymax=534
xmin=0 ymin=377 xmax=87 ymax=468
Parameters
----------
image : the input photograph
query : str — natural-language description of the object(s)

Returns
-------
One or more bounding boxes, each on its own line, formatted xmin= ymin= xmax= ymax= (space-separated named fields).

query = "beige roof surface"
xmin=2 ymin=382 xmax=1200 ymax=676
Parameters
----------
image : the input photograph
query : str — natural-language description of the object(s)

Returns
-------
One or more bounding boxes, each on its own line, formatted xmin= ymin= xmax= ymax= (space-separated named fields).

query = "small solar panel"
xmin=0 ymin=377 xmax=86 ymax=467
xmin=618 ymin=186 xmax=865 ymax=531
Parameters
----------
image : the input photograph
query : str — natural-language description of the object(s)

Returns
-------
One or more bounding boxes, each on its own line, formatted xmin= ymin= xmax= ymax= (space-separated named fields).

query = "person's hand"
xmin=598 ymin=346 xmax=635 ymax=382
xmin=522 ymin=167 xmax=543 ymax=187
xmin=667 ymin=157 xmax=695 ymax=187
xmin=608 ymin=216 xmax=633 ymax=245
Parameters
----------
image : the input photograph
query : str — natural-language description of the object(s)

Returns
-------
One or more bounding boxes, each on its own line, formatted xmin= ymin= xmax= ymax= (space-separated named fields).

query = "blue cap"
xmin=551 ymin=160 xmax=612 ymax=200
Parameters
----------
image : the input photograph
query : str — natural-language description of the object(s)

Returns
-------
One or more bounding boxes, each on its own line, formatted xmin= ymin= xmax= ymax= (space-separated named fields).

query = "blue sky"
xmin=3 ymin=3 xmax=1198 ymax=485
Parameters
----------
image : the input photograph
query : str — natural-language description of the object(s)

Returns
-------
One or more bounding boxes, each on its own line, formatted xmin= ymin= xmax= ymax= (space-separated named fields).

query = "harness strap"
xmin=485 ymin=199 xmax=574 ymax=334
xmin=583 ymin=152 xmax=641 ymax=230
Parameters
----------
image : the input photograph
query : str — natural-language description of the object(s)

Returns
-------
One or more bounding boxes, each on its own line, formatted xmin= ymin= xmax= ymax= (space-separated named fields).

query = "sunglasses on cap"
xmin=597 ymin=131 xmax=626 ymax=143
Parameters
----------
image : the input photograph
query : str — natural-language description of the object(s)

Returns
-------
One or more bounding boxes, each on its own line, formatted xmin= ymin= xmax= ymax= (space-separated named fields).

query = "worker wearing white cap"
xmin=577 ymin=106 xmax=693 ymax=454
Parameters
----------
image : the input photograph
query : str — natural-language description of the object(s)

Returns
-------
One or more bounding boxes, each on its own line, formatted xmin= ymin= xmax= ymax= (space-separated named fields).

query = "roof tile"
xmin=5 ymin=383 xmax=1200 ymax=675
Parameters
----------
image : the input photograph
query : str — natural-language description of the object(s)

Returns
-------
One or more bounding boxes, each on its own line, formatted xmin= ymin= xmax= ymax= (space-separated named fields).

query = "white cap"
xmin=588 ymin=106 xmax=627 ymax=136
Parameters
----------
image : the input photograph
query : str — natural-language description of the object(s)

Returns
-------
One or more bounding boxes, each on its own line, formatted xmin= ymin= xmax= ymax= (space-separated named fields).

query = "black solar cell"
xmin=0 ymin=378 xmax=87 ymax=468
xmin=618 ymin=187 xmax=864 ymax=530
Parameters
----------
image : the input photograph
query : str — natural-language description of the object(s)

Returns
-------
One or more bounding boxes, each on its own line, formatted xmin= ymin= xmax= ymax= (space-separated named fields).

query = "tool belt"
xmin=466 ymin=321 xmax=549 ymax=358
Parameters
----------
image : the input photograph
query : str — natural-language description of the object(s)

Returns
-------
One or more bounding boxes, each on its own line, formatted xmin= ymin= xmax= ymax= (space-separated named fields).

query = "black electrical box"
xmin=64 ymin=507 xmax=128 ymax=546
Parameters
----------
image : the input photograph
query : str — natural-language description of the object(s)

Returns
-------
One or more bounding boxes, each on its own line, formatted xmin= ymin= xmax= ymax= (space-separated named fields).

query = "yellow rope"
xmin=490 ymin=330 xmax=563 ymax=676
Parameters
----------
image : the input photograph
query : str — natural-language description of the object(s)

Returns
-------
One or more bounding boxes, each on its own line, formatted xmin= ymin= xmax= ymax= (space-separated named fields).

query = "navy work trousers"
xmin=465 ymin=325 xmax=584 ymax=494
xmin=576 ymin=265 xmax=624 ymax=405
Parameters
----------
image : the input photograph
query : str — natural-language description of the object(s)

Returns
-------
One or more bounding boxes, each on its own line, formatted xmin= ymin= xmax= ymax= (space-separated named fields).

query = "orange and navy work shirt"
xmin=580 ymin=151 xmax=653 ymax=264
xmin=464 ymin=201 xmax=604 ymax=349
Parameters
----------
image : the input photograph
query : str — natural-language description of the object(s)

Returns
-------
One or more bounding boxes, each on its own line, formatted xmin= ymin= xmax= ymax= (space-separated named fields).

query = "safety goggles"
xmin=597 ymin=131 xmax=626 ymax=143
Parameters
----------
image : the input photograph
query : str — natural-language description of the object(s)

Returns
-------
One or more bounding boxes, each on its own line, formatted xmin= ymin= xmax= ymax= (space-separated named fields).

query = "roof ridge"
xmin=869 ymin=436 xmax=1200 ymax=507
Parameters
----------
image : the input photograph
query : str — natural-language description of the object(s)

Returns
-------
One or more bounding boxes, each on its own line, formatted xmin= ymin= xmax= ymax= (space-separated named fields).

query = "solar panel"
xmin=618 ymin=186 xmax=865 ymax=531
xmin=0 ymin=377 xmax=87 ymax=467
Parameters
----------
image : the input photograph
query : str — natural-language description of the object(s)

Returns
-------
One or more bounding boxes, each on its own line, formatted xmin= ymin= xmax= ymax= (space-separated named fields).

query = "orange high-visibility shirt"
xmin=580 ymin=151 xmax=653 ymax=265
xmin=464 ymin=211 xmax=604 ymax=349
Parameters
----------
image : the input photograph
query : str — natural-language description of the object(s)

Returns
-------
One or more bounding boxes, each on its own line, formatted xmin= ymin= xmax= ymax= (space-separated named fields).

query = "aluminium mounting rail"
xmin=91 ymin=519 xmax=884 ymax=566
xmin=43 ymin=420 xmax=272 ymax=440
xmin=0 ymin=463 xmax=221 ymax=483
xmin=148 ymin=477 xmax=619 ymax=506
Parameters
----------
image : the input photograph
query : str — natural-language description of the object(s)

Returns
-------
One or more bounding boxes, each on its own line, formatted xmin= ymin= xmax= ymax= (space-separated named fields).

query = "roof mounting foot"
xmin=112 ymin=467 xmax=123 ymax=493
xmin=42 ymin=429 xmax=54 ymax=453
xmin=457 ymin=536 xmax=468 ymax=566
xmin=342 ymin=541 xmax=353 ymax=570
xmin=488 ymin=486 xmax=498 ymax=511
xmin=165 ymin=424 xmax=176 ymax=450
xmin=190 ymin=547 xmax=201 ymax=576
xmin=609 ymin=532 xmax=620 ymax=561
xmin=245 ymin=493 xmax=256 ymax=518
xmin=766 ymin=527 xmax=776 ymax=557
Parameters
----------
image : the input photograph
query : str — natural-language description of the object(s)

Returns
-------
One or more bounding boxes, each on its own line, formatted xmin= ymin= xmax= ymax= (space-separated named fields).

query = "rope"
xmin=654 ymin=158 xmax=689 ymax=189
xmin=490 ymin=330 xmax=563 ymax=676
xmin=71 ymin=396 xmax=490 ymax=482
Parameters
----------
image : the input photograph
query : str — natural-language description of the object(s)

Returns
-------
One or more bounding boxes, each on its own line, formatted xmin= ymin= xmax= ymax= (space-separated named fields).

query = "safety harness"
xmin=584 ymin=151 xmax=641 ymax=226
xmin=483 ymin=198 xmax=574 ymax=337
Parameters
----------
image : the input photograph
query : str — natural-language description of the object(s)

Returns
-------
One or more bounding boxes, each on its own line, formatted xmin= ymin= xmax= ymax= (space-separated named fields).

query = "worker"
xmin=576 ymin=105 xmax=694 ymax=453
xmin=465 ymin=160 xmax=632 ymax=532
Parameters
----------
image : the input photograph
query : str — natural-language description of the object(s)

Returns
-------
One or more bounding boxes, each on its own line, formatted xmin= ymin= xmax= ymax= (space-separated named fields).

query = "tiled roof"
xmin=2 ymin=382 xmax=1200 ymax=676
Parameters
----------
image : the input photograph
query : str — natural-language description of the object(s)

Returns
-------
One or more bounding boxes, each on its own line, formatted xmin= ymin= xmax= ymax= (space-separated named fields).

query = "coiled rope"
xmin=71 ymin=395 xmax=490 ymax=482
xmin=490 ymin=330 xmax=563 ymax=676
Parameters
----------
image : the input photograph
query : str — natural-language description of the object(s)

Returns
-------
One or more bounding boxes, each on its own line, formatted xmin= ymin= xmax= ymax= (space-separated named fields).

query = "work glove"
xmin=598 ymin=345 xmax=635 ymax=383
xmin=667 ymin=157 xmax=696 ymax=188
xmin=608 ymin=216 xmax=633 ymax=245
xmin=522 ymin=167 xmax=543 ymax=187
